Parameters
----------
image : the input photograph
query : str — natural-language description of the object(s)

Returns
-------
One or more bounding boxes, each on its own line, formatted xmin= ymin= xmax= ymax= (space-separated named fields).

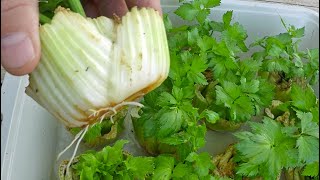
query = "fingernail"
xmin=1 ymin=32 xmax=35 ymax=69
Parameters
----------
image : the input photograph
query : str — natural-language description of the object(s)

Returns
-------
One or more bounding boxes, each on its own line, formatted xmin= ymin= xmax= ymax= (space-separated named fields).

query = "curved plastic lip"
xmin=162 ymin=0 xmax=319 ymax=26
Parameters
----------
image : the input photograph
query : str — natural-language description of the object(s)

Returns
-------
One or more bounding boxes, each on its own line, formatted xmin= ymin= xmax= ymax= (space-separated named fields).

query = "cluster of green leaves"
xmin=175 ymin=0 xmax=221 ymax=24
xmin=274 ymin=84 xmax=319 ymax=122
xmin=212 ymin=76 xmax=274 ymax=122
xmin=153 ymin=152 xmax=216 ymax=180
xmin=172 ymin=2 xmax=275 ymax=123
xmin=70 ymin=140 xmax=221 ymax=180
xmin=133 ymin=87 xmax=207 ymax=161
xmin=251 ymin=21 xmax=319 ymax=86
xmin=134 ymin=0 xmax=275 ymax=165
xmin=134 ymin=0 xmax=240 ymax=160
xmin=71 ymin=140 xmax=155 ymax=179
xmin=234 ymin=84 xmax=319 ymax=179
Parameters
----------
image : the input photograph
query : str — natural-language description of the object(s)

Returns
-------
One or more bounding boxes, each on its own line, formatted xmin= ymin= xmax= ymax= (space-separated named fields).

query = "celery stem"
xmin=68 ymin=0 xmax=86 ymax=17
xmin=39 ymin=13 xmax=51 ymax=24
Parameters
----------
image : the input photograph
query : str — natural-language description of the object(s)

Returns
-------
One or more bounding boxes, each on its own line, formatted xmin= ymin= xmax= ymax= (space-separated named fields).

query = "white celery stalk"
xmin=26 ymin=7 xmax=170 ymax=127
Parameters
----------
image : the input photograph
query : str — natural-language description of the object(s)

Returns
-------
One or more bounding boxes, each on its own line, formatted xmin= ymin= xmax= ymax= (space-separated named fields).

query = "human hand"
xmin=1 ymin=0 xmax=161 ymax=76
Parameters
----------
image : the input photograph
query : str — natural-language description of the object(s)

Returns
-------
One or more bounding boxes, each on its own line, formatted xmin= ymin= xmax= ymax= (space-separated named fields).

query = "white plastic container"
xmin=1 ymin=0 xmax=319 ymax=179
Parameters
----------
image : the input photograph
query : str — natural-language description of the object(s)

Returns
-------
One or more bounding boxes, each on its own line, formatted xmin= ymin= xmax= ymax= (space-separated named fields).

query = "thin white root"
xmin=114 ymin=101 xmax=144 ymax=109
xmin=66 ymin=125 xmax=89 ymax=176
xmin=91 ymin=101 xmax=144 ymax=123
xmin=59 ymin=101 xmax=144 ymax=176
xmin=110 ymin=115 xmax=114 ymax=123
xmin=99 ymin=114 xmax=107 ymax=124
xmin=56 ymin=128 xmax=85 ymax=161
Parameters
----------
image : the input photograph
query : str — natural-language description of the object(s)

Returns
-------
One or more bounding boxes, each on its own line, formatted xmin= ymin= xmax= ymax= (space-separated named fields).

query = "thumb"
xmin=1 ymin=0 xmax=40 ymax=76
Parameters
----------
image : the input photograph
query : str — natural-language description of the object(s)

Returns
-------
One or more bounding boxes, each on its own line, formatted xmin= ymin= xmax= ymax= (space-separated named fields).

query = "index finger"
xmin=125 ymin=0 xmax=162 ymax=15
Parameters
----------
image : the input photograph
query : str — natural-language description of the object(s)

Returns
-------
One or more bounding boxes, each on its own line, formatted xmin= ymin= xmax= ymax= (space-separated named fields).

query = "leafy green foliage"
xmin=251 ymin=21 xmax=319 ymax=86
xmin=39 ymin=0 xmax=70 ymax=20
xmin=175 ymin=0 xmax=221 ymax=24
xmin=153 ymin=152 xmax=215 ymax=180
xmin=72 ymin=140 xmax=155 ymax=179
xmin=234 ymin=110 xmax=319 ymax=179
xmin=163 ymin=0 xmax=274 ymax=130
xmin=295 ymin=112 xmax=319 ymax=164
xmin=234 ymin=117 xmax=296 ymax=179
xmin=133 ymin=89 xmax=207 ymax=160
xmin=152 ymin=155 xmax=175 ymax=180
xmin=69 ymin=142 xmax=215 ymax=180
xmin=302 ymin=162 xmax=319 ymax=177
xmin=71 ymin=123 xmax=103 ymax=144
xmin=291 ymin=84 xmax=318 ymax=113
xmin=214 ymin=78 xmax=274 ymax=122
xmin=70 ymin=112 xmax=125 ymax=146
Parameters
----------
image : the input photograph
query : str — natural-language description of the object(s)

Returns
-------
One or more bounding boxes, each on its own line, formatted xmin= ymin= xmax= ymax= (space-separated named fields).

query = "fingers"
xmin=125 ymin=0 xmax=162 ymax=15
xmin=83 ymin=0 xmax=100 ymax=18
xmin=1 ymin=0 xmax=40 ymax=76
xmin=95 ymin=0 xmax=128 ymax=18
xmin=92 ymin=0 xmax=162 ymax=19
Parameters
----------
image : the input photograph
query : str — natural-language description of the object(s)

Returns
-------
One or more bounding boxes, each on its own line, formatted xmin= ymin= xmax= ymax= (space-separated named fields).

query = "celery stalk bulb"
xmin=26 ymin=7 xmax=170 ymax=128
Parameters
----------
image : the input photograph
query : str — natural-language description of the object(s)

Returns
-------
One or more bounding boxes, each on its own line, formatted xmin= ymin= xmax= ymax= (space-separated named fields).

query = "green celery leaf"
xmin=175 ymin=3 xmax=199 ymax=21
xmin=152 ymin=155 xmax=175 ymax=180
xmin=187 ymin=57 xmax=209 ymax=85
xmin=209 ymin=21 xmax=224 ymax=32
xmin=291 ymin=84 xmax=317 ymax=112
xmin=79 ymin=166 xmax=95 ymax=180
xmin=163 ymin=14 xmax=173 ymax=31
xmin=240 ymin=78 xmax=260 ymax=94
xmin=186 ymin=152 xmax=214 ymax=177
xmin=302 ymin=162 xmax=319 ymax=177
xmin=221 ymin=22 xmax=248 ymax=53
xmin=158 ymin=92 xmax=178 ymax=107
xmin=196 ymin=9 xmax=210 ymax=24
xmin=297 ymin=136 xmax=319 ymax=163
xmin=310 ymin=107 xmax=319 ymax=123
xmin=197 ymin=36 xmax=216 ymax=52
xmin=256 ymin=79 xmax=275 ymax=106
xmin=268 ymin=45 xmax=283 ymax=58
xmin=160 ymin=131 xmax=191 ymax=146
xmin=262 ymin=58 xmax=290 ymax=73
xmin=290 ymin=27 xmax=305 ymax=38
xmin=211 ymin=56 xmax=238 ymax=79
xmin=172 ymin=163 xmax=191 ymax=178
xmin=186 ymin=125 xmax=207 ymax=150
xmin=83 ymin=123 xmax=102 ymax=143
xmin=188 ymin=28 xmax=200 ymax=45
xmin=238 ymin=58 xmax=262 ymax=79
xmin=296 ymin=111 xmax=319 ymax=138
xmin=157 ymin=108 xmax=184 ymax=138
xmin=216 ymin=81 xmax=242 ymax=106
xmin=236 ymin=162 xmax=259 ymax=177
xmin=200 ymin=109 xmax=220 ymax=124
xmin=230 ymin=96 xmax=255 ymax=121
xmin=204 ymin=0 xmax=221 ymax=8
xmin=235 ymin=118 xmax=296 ymax=178
xmin=100 ymin=140 xmax=128 ymax=166
xmin=223 ymin=11 xmax=233 ymax=28
xmin=125 ymin=156 xmax=155 ymax=178
xmin=304 ymin=48 xmax=319 ymax=85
